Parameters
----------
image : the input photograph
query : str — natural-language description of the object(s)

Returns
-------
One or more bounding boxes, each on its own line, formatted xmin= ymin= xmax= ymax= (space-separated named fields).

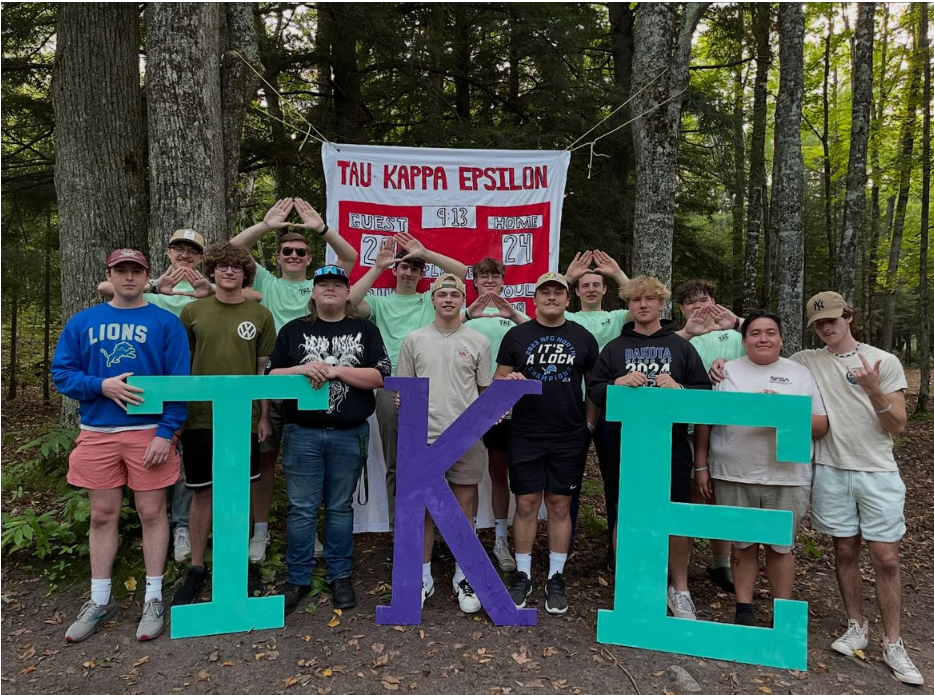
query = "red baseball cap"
xmin=106 ymin=248 xmax=149 ymax=270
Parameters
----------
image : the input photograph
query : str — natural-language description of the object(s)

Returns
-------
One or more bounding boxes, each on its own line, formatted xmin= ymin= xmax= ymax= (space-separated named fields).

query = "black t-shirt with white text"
xmin=496 ymin=318 xmax=598 ymax=438
xmin=268 ymin=316 xmax=391 ymax=429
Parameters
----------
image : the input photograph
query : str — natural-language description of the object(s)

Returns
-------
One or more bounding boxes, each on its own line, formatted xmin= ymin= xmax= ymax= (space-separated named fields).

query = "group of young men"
xmin=52 ymin=200 xmax=923 ymax=685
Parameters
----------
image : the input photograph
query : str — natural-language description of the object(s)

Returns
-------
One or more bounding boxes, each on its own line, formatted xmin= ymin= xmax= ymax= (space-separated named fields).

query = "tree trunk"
xmin=631 ymin=2 xmax=708 ymax=292
xmin=43 ymin=211 xmax=52 ymax=404
xmin=744 ymin=3 xmax=770 ymax=314
xmin=881 ymin=9 xmax=923 ymax=352
xmin=6 ymin=267 xmax=18 ymax=400
xmin=730 ymin=8 xmax=746 ymax=314
xmin=609 ymin=3 xmax=636 ymax=275
xmin=324 ymin=4 xmax=365 ymax=142
xmin=453 ymin=6 xmax=471 ymax=122
xmin=838 ymin=3 xmax=875 ymax=305
xmin=774 ymin=4 xmax=806 ymax=355
xmin=52 ymin=3 xmax=148 ymax=322
xmin=147 ymin=3 xmax=227 ymax=258
xmin=822 ymin=17 xmax=836 ymax=286
xmin=917 ymin=3 xmax=931 ymax=414
xmin=220 ymin=4 xmax=262 ymax=236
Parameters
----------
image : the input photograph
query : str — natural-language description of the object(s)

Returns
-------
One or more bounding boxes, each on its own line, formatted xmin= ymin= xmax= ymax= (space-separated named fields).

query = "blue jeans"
xmin=282 ymin=422 xmax=368 ymax=584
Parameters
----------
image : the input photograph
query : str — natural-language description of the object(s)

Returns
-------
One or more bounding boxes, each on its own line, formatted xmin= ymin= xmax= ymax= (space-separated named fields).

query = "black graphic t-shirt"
xmin=497 ymin=319 xmax=598 ymax=438
xmin=268 ymin=316 xmax=391 ymax=429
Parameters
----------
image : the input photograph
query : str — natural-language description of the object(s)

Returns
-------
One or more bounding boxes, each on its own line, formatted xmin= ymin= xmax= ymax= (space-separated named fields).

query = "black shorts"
xmin=603 ymin=430 xmax=694 ymax=504
xmin=482 ymin=419 xmax=511 ymax=453
xmin=180 ymin=429 xmax=261 ymax=489
xmin=508 ymin=431 xmax=589 ymax=497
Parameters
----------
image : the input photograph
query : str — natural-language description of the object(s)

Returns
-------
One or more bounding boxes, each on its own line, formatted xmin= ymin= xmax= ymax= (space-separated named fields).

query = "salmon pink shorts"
xmin=67 ymin=429 xmax=180 ymax=491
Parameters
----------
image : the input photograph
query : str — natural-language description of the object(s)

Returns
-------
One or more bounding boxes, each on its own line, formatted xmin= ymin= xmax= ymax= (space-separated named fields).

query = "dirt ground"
xmin=2 ymin=378 xmax=933 ymax=695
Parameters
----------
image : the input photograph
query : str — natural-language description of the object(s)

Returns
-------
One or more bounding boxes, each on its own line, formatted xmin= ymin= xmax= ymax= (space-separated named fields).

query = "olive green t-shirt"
xmin=179 ymin=297 xmax=276 ymax=430
xmin=366 ymin=292 xmax=437 ymax=375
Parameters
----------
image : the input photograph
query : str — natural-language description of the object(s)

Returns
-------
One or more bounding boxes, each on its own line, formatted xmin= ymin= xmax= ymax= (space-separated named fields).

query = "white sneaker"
xmin=666 ymin=585 xmax=697 ymax=620
xmin=314 ymin=534 xmax=324 ymax=559
xmin=248 ymin=533 xmax=270 ymax=563
xmin=883 ymin=637 xmax=925 ymax=685
xmin=421 ymin=579 xmax=434 ymax=608
xmin=492 ymin=537 xmax=516 ymax=572
xmin=830 ymin=618 xmax=869 ymax=656
xmin=453 ymin=578 xmax=481 ymax=614
xmin=173 ymin=527 xmax=191 ymax=563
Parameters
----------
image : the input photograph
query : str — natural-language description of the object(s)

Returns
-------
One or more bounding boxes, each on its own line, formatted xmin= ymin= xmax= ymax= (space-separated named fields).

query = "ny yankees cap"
xmin=106 ymin=248 xmax=149 ymax=270
xmin=169 ymin=228 xmax=206 ymax=253
xmin=534 ymin=272 xmax=570 ymax=292
xmin=431 ymin=273 xmax=465 ymax=294
xmin=806 ymin=291 xmax=847 ymax=326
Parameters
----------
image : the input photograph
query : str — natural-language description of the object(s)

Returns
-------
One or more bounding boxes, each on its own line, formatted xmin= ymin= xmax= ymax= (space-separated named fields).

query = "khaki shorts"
xmin=68 ymin=429 xmax=180 ymax=491
xmin=714 ymin=479 xmax=810 ymax=554
xmin=259 ymin=400 xmax=285 ymax=454
xmin=446 ymin=440 xmax=488 ymax=486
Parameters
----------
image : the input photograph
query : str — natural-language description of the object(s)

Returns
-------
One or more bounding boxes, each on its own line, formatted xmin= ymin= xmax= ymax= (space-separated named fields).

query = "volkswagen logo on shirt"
xmin=237 ymin=321 xmax=257 ymax=340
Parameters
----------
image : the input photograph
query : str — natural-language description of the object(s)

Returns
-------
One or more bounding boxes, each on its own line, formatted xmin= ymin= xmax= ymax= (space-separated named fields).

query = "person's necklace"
xmin=827 ymin=342 xmax=861 ymax=358
xmin=432 ymin=324 xmax=460 ymax=345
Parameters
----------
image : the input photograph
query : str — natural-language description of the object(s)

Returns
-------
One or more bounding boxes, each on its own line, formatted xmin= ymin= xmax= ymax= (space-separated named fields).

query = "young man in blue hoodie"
xmin=52 ymin=248 xmax=190 ymax=644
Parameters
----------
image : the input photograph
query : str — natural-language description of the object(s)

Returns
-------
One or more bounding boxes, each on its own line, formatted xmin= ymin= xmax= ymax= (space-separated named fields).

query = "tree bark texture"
xmin=631 ymin=2 xmax=708 ymax=291
xmin=322 ymin=4 xmax=365 ymax=142
xmin=220 ymin=4 xmax=262 ymax=237
xmin=744 ymin=3 xmax=770 ymax=314
xmin=609 ymin=2 xmax=636 ymax=274
xmin=917 ymin=2 xmax=930 ymax=414
xmin=147 ymin=3 xmax=227 ymax=262
xmin=881 ymin=9 xmax=923 ymax=352
xmin=837 ymin=3 xmax=875 ymax=305
xmin=52 ymin=3 xmax=148 ymax=322
xmin=773 ymin=4 xmax=806 ymax=355
xmin=821 ymin=19 xmax=836 ymax=285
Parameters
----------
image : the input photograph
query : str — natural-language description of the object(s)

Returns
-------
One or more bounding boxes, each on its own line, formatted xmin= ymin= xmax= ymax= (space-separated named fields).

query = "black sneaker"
xmin=247 ymin=564 xmax=265 ymax=598
xmin=708 ymin=565 xmax=735 ymax=594
xmin=282 ymin=582 xmax=311 ymax=615
xmin=508 ymin=571 xmax=533 ymax=608
xmin=735 ymin=609 xmax=757 ymax=627
xmin=545 ymin=573 xmax=568 ymax=615
xmin=330 ymin=577 xmax=356 ymax=610
xmin=173 ymin=566 xmax=207 ymax=606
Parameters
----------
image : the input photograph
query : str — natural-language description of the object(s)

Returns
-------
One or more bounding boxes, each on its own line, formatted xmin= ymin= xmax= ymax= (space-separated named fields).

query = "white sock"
xmin=453 ymin=563 xmax=465 ymax=585
xmin=91 ymin=578 xmax=112 ymax=606
xmin=422 ymin=562 xmax=433 ymax=586
xmin=253 ymin=522 xmax=268 ymax=538
xmin=495 ymin=519 xmax=508 ymax=540
xmin=144 ymin=575 xmax=163 ymax=602
xmin=548 ymin=551 xmax=567 ymax=579
xmin=516 ymin=552 xmax=532 ymax=577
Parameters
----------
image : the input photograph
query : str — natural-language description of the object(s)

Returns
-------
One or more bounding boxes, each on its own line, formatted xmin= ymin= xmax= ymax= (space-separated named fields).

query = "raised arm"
xmin=395 ymin=233 xmax=468 ymax=279
xmin=591 ymin=250 xmax=628 ymax=286
xmin=230 ymin=198 xmax=294 ymax=249
xmin=563 ymin=250 xmax=593 ymax=284
xmin=291 ymin=197 xmax=358 ymax=271
xmin=348 ymin=236 xmax=397 ymax=319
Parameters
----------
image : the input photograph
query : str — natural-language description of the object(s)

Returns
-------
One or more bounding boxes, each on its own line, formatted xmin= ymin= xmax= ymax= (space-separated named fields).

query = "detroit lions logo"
xmin=543 ymin=364 xmax=558 ymax=376
xmin=101 ymin=341 xmax=136 ymax=367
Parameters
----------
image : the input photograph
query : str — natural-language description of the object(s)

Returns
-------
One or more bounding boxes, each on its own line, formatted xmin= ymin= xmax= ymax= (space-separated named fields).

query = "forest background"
xmin=1 ymin=2 xmax=931 ymax=411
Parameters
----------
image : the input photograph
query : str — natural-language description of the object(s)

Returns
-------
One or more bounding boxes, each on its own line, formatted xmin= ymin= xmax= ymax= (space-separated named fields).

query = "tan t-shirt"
xmin=791 ymin=344 xmax=907 ymax=472
xmin=396 ymin=324 xmax=493 ymax=443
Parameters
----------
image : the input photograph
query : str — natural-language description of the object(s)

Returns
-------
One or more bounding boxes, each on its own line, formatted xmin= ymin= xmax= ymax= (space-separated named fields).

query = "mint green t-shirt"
xmin=367 ymin=292 xmax=436 ymax=374
xmin=252 ymin=264 xmax=313 ymax=333
xmin=146 ymin=282 xmax=195 ymax=317
xmin=566 ymin=309 xmax=629 ymax=352
xmin=690 ymin=329 xmax=746 ymax=371
xmin=465 ymin=306 xmax=530 ymax=378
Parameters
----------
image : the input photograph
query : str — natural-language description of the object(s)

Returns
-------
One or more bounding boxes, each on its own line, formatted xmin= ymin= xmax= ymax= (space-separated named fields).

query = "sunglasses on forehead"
xmin=314 ymin=265 xmax=347 ymax=278
xmin=281 ymin=247 xmax=308 ymax=257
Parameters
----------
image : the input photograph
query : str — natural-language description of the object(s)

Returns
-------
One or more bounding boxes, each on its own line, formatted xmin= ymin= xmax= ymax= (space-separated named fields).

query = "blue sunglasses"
xmin=314 ymin=265 xmax=348 ymax=281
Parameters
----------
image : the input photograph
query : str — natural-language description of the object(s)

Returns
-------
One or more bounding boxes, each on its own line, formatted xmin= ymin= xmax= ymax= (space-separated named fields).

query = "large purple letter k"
xmin=375 ymin=377 xmax=540 ymax=626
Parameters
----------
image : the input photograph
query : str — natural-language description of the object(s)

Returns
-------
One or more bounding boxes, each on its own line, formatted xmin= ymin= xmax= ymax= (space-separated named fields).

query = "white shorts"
xmin=811 ymin=464 xmax=906 ymax=542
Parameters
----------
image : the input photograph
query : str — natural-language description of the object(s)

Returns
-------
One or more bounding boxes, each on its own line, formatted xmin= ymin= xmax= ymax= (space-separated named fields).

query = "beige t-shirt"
xmin=396 ymin=324 xmax=493 ymax=443
xmin=709 ymin=357 xmax=826 ymax=486
xmin=791 ymin=344 xmax=907 ymax=472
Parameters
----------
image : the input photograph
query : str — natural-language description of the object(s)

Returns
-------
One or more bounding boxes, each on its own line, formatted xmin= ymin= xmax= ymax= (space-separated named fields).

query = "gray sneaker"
xmin=136 ymin=598 xmax=165 ymax=641
xmin=65 ymin=597 xmax=119 ymax=643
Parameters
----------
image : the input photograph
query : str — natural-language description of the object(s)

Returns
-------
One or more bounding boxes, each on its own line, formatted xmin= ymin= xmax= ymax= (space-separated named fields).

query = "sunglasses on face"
xmin=215 ymin=262 xmax=243 ymax=273
xmin=280 ymin=247 xmax=309 ymax=257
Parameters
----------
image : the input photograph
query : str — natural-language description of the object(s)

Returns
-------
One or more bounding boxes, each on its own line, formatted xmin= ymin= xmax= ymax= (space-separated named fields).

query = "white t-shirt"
xmin=396 ymin=324 xmax=492 ymax=443
xmin=709 ymin=356 xmax=826 ymax=486
xmin=791 ymin=343 xmax=907 ymax=472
